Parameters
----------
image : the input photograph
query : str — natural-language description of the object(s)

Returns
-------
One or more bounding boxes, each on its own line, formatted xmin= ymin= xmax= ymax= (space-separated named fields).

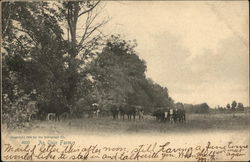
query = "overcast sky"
xmin=99 ymin=1 xmax=249 ymax=108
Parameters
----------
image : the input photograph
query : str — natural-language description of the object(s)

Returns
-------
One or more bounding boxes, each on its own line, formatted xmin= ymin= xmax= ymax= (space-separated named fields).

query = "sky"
xmin=98 ymin=1 xmax=249 ymax=108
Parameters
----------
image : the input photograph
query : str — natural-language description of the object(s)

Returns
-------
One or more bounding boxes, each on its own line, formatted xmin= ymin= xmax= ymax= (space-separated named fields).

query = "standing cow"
xmin=164 ymin=109 xmax=170 ymax=122
xmin=176 ymin=109 xmax=186 ymax=123
xmin=110 ymin=105 xmax=119 ymax=120
xmin=37 ymin=101 xmax=70 ymax=121
xmin=119 ymin=104 xmax=137 ymax=120
xmin=152 ymin=109 xmax=165 ymax=122
xmin=170 ymin=108 xmax=186 ymax=123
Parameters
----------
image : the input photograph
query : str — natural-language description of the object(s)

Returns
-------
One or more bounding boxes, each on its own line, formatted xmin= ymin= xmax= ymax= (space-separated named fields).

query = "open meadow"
xmin=11 ymin=112 xmax=250 ymax=135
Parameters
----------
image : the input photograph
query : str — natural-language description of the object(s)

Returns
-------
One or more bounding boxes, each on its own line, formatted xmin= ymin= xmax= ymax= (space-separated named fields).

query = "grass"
xmin=15 ymin=112 xmax=249 ymax=135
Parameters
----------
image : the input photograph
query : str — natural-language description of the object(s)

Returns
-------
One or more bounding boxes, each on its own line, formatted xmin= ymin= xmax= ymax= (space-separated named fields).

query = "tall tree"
xmin=231 ymin=100 xmax=237 ymax=117
xmin=58 ymin=1 xmax=108 ymax=105
xmin=2 ymin=1 xmax=107 ymax=106
xmin=85 ymin=35 xmax=172 ymax=113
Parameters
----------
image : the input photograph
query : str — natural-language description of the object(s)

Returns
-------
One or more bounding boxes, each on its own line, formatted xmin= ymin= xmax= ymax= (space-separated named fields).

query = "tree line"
xmin=174 ymin=102 xmax=210 ymax=114
xmin=214 ymin=101 xmax=246 ymax=113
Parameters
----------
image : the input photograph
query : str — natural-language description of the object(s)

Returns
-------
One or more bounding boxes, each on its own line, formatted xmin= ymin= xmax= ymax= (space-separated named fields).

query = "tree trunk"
xmin=65 ymin=2 xmax=80 ymax=106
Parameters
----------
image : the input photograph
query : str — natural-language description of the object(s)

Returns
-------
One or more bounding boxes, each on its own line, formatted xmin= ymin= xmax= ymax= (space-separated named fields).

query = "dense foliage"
xmin=83 ymin=35 xmax=173 ymax=113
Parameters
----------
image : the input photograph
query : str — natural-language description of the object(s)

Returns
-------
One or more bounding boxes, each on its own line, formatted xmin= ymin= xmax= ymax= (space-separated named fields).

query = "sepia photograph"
xmin=1 ymin=0 xmax=249 ymax=161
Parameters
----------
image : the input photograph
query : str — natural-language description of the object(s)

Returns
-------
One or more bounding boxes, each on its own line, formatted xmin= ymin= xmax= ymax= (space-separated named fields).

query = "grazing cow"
xmin=176 ymin=109 xmax=186 ymax=123
xmin=110 ymin=105 xmax=119 ymax=119
xmin=37 ymin=101 xmax=70 ymax=121
xmin=152 ymin=109 xmax=165 ymax=122
xmin=119 ymin=105 xmax=137 ymax=120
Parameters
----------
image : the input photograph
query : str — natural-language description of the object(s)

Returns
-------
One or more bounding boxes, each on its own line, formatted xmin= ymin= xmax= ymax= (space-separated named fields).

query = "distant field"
xmin=13 ymin=112 xmax=249 ymax=135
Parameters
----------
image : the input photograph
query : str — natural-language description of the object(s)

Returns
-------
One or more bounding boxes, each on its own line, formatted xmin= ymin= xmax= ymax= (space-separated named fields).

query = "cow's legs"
xmin=113 ymin=113 xmax=116 ymax=120
xmin=170 ymin=115 xmax=174 ymax=124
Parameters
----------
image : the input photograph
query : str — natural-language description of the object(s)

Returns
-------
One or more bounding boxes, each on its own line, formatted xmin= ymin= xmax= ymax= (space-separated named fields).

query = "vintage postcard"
xmin=1 ymin=0 xmax=249 ymax=161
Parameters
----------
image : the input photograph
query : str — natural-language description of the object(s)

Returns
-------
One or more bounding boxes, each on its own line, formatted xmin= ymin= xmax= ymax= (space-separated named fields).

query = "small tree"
xmin=231 ymin=100 xmax=237 ymax=117
xmin=226 ymin=104 xmax=231 ymax=110
xmin=237 ymin=102 xmax=244 ymax=111
xmin=231 ymin=101 xmax=237 ymax=110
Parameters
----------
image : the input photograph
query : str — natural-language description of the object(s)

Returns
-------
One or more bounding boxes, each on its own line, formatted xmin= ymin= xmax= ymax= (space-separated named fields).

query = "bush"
xmin=2 ymin=93 xmax=31 ymax=129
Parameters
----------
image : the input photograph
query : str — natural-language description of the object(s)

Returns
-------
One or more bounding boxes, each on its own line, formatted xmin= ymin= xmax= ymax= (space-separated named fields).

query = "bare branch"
xmin=77 ymin=21 xmax=106 ymax=52
xmin=78 ymin=10 xmax=109 ymax=50
xmin=78 ymin=12 xmax=92 ymax=46
xmin=84 ymin=21 xmax=106 ymax=40
xmin=78 ymin=9 xmax=101 ymax=47
xmin=78 ymin=0 xmax=101 ymax=17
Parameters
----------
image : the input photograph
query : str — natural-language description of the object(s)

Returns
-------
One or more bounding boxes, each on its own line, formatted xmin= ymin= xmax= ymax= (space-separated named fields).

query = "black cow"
xmin=152 ymin=109 xmax=165 ymax=122
xmin=170 ymin=108 xmax=186 ymax=123
xmin=176 ymin=109 xmax=186 ymax=123
xmin=110 ymin=105 xmax=119 ymax=120
xmin=153 ymin=108 xmax=186 ymax=123
xmin=119 ymin=104 xmax=137 ymax=120
xmin=37 ymin=101 xmax=70 ymax=121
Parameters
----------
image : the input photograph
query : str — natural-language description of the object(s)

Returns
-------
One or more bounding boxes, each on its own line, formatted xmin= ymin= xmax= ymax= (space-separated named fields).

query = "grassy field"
xmin=16 ymin=112 xmax=250 ymax=135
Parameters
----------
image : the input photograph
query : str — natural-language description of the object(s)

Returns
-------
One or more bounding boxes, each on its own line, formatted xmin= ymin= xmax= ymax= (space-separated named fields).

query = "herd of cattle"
xmin=152 ymin=108 xmax=186 ymax=123
xmin=26 ymin=101 xmax=186 ymax=124
xmin=110 ymin=104 xmax=186 ymax=123
xmin=27 ymin=101 xmax=70 ymax=121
